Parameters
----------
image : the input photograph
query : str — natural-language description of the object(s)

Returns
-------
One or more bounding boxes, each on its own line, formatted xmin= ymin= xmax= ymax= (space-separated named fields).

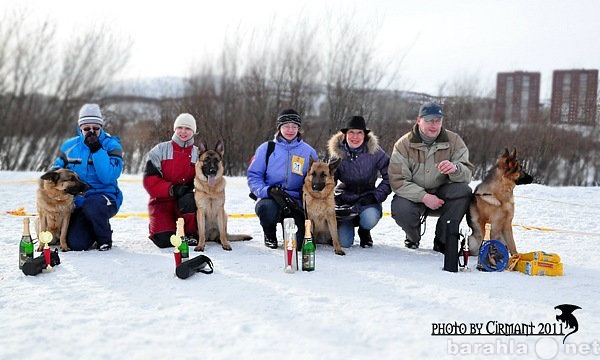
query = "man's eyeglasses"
xmin=281 ymin=124 xmax=299 ymax=130
xmin=423 ymin=117 xmax=443 ymax=124
xmin=83 ymin=126 xmax=101 ymax=132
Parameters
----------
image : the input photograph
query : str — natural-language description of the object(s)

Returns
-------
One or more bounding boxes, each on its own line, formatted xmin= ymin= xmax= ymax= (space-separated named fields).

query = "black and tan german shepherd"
xmin=193 ymin=140 xmax=252 ymax=251
xmin=302 ymin=158 xmax=345 ymax=256
xmin=36 ymin=169 xmax=89 ymax=251
xmin=467 ymin=148 xmax=533 ymax=256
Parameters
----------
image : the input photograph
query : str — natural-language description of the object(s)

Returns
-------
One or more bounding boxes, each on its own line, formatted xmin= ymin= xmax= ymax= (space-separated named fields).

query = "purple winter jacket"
xmin=327 ymin=131 xmax=391 ymax=213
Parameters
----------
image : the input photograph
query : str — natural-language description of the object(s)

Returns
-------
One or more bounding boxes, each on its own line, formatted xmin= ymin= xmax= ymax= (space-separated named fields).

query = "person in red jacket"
xmin=143 ymin=113 xmax=199 ymax=248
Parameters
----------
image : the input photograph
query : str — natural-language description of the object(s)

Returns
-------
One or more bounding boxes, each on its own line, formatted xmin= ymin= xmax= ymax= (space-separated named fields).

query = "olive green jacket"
xmin=388 ymin=123 xmax=474 ymax=203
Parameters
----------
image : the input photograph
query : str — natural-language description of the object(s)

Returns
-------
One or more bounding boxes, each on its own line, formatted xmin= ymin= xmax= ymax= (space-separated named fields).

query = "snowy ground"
xmin=1 ymin=171 xmax=599 ymax=359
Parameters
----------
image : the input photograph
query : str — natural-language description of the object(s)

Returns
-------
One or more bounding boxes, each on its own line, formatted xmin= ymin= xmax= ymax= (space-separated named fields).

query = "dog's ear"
xmin=198 ymin=142 xmax=208 ymax=155
xmin=40 ymin=170 xmax=60 ymax=184
xmin=328 ymin=158 xmax=341 ymax=174
xmin=215 ymin=139 xmax=224 ymax=156
xmin=308 ymin=157 xmax=315 ymax=169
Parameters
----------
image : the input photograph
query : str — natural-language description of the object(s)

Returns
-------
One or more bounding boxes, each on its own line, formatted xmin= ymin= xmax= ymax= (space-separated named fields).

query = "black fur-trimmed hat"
xmin=276 ymin=109 xmax=302 ymax=129
xmin=341 ymin=115 xmax=370 ymax=135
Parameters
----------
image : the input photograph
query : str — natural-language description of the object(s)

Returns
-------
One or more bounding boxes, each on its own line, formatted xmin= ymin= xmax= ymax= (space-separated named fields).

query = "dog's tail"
xmin=227 ymin=234 xmax=253 ymax=241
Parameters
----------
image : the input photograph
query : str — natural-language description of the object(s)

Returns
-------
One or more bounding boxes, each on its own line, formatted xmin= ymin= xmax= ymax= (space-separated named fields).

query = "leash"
xmin=302 ymin=190 xmax=308 ymax=219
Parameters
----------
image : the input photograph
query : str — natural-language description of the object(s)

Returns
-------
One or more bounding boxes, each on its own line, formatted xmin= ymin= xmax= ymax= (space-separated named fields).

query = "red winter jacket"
xmin=143 ymin=136 xmax=198 ymax=237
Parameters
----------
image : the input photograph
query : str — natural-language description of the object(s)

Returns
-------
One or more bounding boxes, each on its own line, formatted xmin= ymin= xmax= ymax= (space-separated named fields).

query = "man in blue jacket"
xmin=247 ymin=109 xmax=318 ymax=249
xmin=52 ymin=103 xmax=124 ymax=251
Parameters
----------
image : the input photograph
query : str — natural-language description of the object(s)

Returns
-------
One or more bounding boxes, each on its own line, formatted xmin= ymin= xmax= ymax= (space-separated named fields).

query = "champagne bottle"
xmin=19 ymin=217 xmax=34 ymax=269
xmin=283 ymin=218 xmax=298 ymax=273
xmin=301 ymin=219 xmax=315 ymax=271
xmin=176 ymin=218 xmax=189 ymax=262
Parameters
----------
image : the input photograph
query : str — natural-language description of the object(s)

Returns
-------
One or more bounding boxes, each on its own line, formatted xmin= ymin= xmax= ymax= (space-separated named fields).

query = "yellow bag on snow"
xmin=518 ymin=251 xmax=561 ymax=263
xmin=512 ymin=251 xmax=563 ymax=276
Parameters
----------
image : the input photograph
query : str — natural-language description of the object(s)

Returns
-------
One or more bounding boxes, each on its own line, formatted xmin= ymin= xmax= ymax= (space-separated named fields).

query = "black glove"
xmin=84 ymin=132 xmax=101 ymax=153
xmin=177 ymin=192 xmax=197 ymax=214
xmin=359 ymin=193 xmax=378 ymax=206
xmin=268 ymin=186 xmax=299 ymax=215
xmin=170 ymin=184 xmax=191 ymax=198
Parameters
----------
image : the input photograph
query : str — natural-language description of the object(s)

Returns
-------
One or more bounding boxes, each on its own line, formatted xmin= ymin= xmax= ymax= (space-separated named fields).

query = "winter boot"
xmin=404 ymin=238 xmax=419 ymax=249
xmin=263 ymin=228 xmax=277 ymax=249
xmin=358 ymin=227 xmax=373 ymax=248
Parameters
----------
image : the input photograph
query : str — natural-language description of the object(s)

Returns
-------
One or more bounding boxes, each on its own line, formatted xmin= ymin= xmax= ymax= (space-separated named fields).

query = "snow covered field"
xmin=1 ymin=171 xmax=599 ymax=359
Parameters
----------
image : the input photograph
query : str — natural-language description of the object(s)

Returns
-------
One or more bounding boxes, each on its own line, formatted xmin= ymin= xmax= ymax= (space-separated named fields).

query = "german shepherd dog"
xmin=36 ymin=169 xmax=89 ymax=251
xmin=467 ymin=148 xmax=533 ymax=256
xmin=194 ymin=140 xmax=252 ymax=251
xmin=302 ymin=158 xmax=345 ymax=256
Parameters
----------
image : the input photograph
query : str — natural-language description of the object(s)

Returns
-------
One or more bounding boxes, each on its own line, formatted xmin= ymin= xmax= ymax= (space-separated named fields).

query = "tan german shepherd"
xmin=467 ymin=148 xmax=533 ymax=256
xmin=193 ymin=140 xmax=252 ymax=251
xmin=36 ymin=169 xmax=89 ymax=251
xmin=302 ymin=158 xmax=345 ymax=256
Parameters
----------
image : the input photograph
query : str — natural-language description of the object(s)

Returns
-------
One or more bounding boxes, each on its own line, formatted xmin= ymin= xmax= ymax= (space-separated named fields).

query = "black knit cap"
xmin=276 ymin=109 xmax=302 ymax=129
xmin=341 ymin=115 xmax=370 ymax=135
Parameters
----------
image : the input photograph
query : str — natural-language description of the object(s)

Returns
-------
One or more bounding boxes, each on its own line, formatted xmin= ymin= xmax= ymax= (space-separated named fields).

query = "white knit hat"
xmin=78 ymin=104 xmax=104 ymax=126
xmin=173 ymin=113 xmax=197 ymax=133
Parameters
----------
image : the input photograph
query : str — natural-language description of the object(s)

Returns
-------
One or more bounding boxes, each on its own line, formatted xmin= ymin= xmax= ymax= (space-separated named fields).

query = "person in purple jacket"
xmin=247 ymin=109 xmax=318 ymax=249
xmin=327 ymin=116 xmax=391 ymax=248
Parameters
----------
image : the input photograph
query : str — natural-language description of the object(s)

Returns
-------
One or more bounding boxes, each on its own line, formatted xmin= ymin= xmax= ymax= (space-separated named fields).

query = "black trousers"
xmin=255 ymin=198 xmax=305 ymax=246
xmin=391 ymin=182 xmax=472 ymax=246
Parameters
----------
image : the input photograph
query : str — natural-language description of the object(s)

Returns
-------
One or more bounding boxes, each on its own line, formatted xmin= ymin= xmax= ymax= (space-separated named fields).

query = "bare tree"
xmin=0 ymin=6 xmax=131 ymax=171
xmin=0 ymin=9 xmax=58 ymax=170
xmin=318 ymin=13 xmax=401 ymax=150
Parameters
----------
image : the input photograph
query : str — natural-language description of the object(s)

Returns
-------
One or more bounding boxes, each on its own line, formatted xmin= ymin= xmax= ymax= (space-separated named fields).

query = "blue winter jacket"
xmin=52 ymin=128 xmax=124 ymax=211
xmin=247 ymin=135 xmax=318 ymax=205
xmin=327 ymin=132 xmax=391 ymax=213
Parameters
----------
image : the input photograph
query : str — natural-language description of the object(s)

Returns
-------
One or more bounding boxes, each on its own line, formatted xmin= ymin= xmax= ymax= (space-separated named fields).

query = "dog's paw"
xmin=194 ymin=245 xmax=205 ymax=252
xmin=222 ymin=243 xmax=232 ymax=251
xmin=334 ymin=248 xmax=346 ymax=256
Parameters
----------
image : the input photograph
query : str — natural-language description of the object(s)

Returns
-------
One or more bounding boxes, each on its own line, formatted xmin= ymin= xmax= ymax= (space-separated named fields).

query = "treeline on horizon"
xmin=0 ymin=8 xmax=598 ymax=186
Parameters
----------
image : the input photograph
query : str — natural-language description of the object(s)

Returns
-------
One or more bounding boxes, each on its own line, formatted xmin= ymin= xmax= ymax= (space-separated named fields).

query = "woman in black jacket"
xmin=327 ymin=116 xmax=391 ymax=248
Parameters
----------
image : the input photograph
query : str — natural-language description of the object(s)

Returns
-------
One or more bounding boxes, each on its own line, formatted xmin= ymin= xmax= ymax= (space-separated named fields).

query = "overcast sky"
xmin=4 ymin=0 xmax=599 ymax=99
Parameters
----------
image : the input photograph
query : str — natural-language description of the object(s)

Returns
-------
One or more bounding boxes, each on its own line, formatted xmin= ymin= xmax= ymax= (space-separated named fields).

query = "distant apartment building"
xmin=495 ymin=71 xmax=541 ymax=124
xmin=550 ymin=69 xmax=598 ymax=125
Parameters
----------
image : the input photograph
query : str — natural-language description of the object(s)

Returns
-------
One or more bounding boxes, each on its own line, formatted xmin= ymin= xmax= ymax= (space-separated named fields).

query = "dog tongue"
xmin=208 ymin=175 xmax=216 ymax=186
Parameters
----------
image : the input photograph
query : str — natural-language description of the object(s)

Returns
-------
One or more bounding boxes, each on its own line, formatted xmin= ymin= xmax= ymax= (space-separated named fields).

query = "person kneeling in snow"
xmin=143 ymin=113 xmax=199 ymax=248
xmin=51 ymin=103 xmax=123 ymax=251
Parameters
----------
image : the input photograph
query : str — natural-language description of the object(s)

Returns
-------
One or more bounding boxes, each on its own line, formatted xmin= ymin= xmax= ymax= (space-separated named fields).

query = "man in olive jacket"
xmin=389 ymin=102 xmax=474 ymax=252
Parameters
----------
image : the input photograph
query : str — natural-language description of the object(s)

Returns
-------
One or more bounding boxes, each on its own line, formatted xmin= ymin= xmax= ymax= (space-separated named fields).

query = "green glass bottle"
xmin=175 ymin=217 xmax=189 ymax=261
xmin=179 ymin=238 xmax=189 ymax=262
xmin=19 ymin=217 xmax=34 ymax=269
xmin=301 ymin=220 xmax=315 ymax=271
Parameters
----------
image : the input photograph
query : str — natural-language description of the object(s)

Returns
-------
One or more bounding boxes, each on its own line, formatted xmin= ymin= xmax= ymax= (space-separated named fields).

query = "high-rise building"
xmin=550 ymin=69 xmax=598 ymax=125
xmin=495 ymin=71 xmax=541 ymax=124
